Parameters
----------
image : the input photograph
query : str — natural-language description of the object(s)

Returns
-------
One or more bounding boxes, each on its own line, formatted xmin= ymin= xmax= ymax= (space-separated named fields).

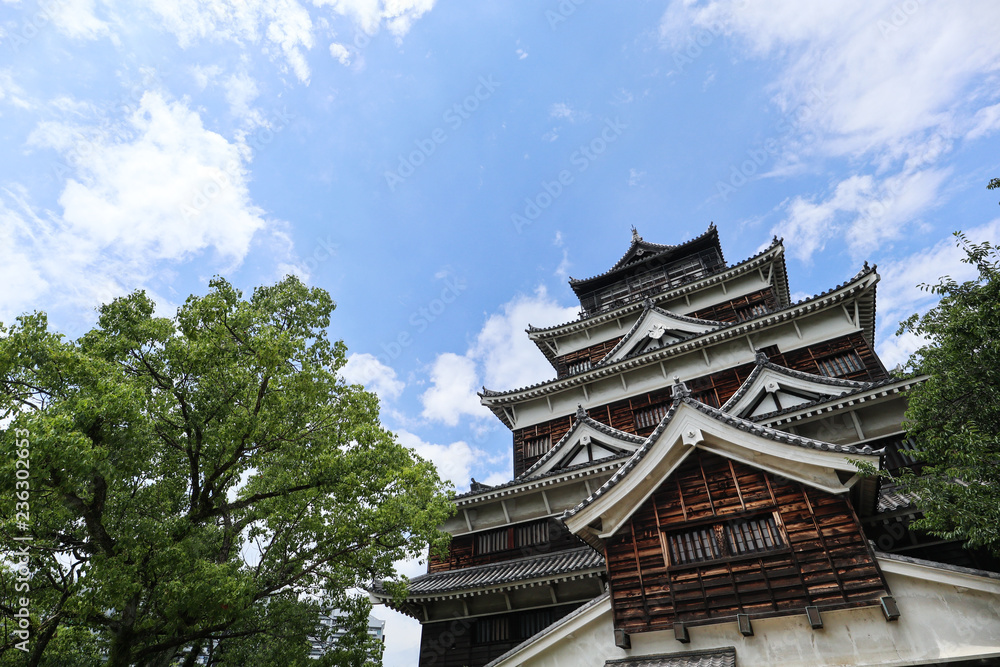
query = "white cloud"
xmin=223 ymin=71 xmax=263 ymax=124
xmin=4 ymin=91 xmax=274 ymax=324
xmin=664 ymin=1 xmax=1000 ymax=261
xmin=663 ymin=1 xmax=1000 ymax=158
xmin=191 ymin=65 xmax=222 ymax=90
xmin=50 ymin=0 xmax=111 ymax=40
xmin=395 ymin=429 xmax=481 ymax=489
xmin=312 ymin=0 xmax=436 ymax=38
xmin=420 ymin=353 xmax=481 ymax=426
xmin=874 ymin=219 xmax=1000 ymax=369
xmin=329 ymin=42 xmax=351 ymax=65
xmin=143 ymin=0 xmax=316 ymax=82
xmin=341 ymin=352 xmax=404 ymax=400
xmin=0 ymin=69 xmax=32 ymax=110
xmin=549 ymin=102 xmax=575 ymax=120
xmin=773 ymin=169 xmax=950 ymax=261
xmin=515 ymin=48 xmax=528 ymax=60
xmin=419 ymin=287 xmax=579 ymax=427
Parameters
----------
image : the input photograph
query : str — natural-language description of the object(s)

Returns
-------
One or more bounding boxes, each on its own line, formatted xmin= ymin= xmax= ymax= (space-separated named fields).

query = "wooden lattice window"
xmin=817 ymin=351 xmax=863 ymax=377
xmin=475 ymin=528 xmax=509 ymax=555
xmin=567 ymin=359 xmax=592 ymax=375
xmin=523 ymin=436 xmax=551 ymax=459
xmin=665 ymin=512 xmax=785 ymax=567
xmin=514 ymin=520 xmax=549 ymax=548
xmin=518 ymin=610 xmax=553 ymax=638
xmin=635 ymin=403 xmax=670 ymax=430
xmin=475 ymin=616 xmax=510 ymax=643
xmin=736 ymin=302 xmax=769 ymax=322
xmin=691 ymin=389 xmax=720 ymax=408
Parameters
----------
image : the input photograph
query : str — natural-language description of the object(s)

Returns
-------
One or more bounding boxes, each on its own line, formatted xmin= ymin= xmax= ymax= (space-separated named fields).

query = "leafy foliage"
xmin=989 ymin=176 xmax=999 ymax=204
xmin=893 ymin=232 xmax=1000 ymax=554
xmin=0 ymin=277 xmax=453 ymax=666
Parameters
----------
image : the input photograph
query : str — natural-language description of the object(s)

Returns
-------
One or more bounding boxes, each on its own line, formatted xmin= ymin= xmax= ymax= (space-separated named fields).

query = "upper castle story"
xmin=480 ymin=226 xmax=892 ymax=478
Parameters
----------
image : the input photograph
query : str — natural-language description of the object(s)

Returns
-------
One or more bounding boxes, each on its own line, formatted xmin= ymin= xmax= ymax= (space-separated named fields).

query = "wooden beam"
xmin=728 ymin=460 xmax=746 ymax=512
xmin=630 ymin=519 xmax=652 ymax=621
xmin=463 ymin=509 xmax=473 ymax=532
xmin=500 ymin=499 xmax=511 ymax=524
xmin=850 ymin=410 xmax=866 ymax=440
xmin=541 ymin=490 xmax=552 ymax=514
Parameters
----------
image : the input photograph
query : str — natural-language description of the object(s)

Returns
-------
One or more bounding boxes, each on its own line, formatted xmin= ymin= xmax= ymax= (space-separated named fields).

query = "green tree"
xmin=0 ymin=277 xmax=453 ymax=666
xmin=990 ymin=177 xmax=999 ymax=204
xmin=892 ymin=232 xmax=1000 ymax=554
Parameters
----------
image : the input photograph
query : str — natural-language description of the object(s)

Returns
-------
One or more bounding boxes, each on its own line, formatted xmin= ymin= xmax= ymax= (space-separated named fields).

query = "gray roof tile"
xmin=605 ymin=648 xmax=736 ymax=667
xmin=372 ymin=546 xmax=603 ymax=599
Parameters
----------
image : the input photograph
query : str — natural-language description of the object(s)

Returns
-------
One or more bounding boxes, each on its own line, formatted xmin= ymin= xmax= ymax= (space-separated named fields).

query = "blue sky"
xmin=2 ymin=1 xmax=1000 ymax=662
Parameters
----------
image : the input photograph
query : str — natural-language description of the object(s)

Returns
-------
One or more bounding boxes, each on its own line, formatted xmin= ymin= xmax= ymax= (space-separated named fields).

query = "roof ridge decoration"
xmin=518 ymin=404 xmax=646 ymax=480
xmin=720 ymin=352 xmax=874 ymax=419
xmin=481 ymin=263 xmax=879 ymax=409
xmin=525 ymin=236 xmax=785 ymax=337
xmin=562 ymin=397 xmax=881 ymax=547
xmin=597 ymin=301 xmax=727 ymax=366
xmin=567 ymin=225 xmax=713 ymax=287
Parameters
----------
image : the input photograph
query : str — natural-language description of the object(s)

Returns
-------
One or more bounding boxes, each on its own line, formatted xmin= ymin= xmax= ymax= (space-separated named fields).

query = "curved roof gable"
xmin=598 ymin=300 xmax=726 ymax=365
xmin=568 ymin=224 xmax=723 ymax=295
xmin=520 ymin=405 xmax=646 ymax=480
xmin=562 ymin=385 xmax=880 ymax=549
xmin=721 ymin=350 xmax=872 ymax=420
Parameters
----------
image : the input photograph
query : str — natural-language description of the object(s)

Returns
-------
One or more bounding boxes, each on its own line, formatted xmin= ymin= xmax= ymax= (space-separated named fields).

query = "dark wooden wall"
xmin=418 ymin=603 xmax=582 ymax=667
xmin=604 ymin=452 xmax=886 ymax=634
xmin=512 ymin=333 xmax=887 ymax=476
xmin=428 ymin=519 xmax=586 ymax=573
xmin=554 ymin=337 xmax=624 ymax=378
xmin=688 ymin=288 xmax=779 ymax=323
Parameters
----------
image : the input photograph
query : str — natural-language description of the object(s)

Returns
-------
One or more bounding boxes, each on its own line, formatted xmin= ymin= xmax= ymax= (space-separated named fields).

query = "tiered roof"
xmin=482 ymin=263 xmax=879 ymax=427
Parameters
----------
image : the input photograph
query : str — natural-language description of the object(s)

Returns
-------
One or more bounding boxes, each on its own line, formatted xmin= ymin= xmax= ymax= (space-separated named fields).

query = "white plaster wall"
xmin=494 ymin=561 xmax=1000 ymax=667
xmin=547 ymin=267 xmax=774 ymax=357
xmin=509 ymin=306 xmax=860 ymax=431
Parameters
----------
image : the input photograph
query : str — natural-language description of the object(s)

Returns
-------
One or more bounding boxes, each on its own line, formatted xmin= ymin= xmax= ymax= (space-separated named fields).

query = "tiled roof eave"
xmin=568 ymin=224 xmax=718 ymax=289
xmin=399 ymin=566 xmax=606 ymax=602
xmin=453 ymin=457 xmax=628 ymax=506
xmin=370 ymin=547 xmax=606 ymax=602
xmin=484 ymin=268 xmax=878 ymax=406
xmin=526 ymin=241 xmax=785 ymax=340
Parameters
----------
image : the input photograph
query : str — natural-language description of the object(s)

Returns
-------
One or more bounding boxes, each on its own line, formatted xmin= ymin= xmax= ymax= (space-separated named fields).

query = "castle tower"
xmin=372 ymin=227 xmax=1000 ymax=667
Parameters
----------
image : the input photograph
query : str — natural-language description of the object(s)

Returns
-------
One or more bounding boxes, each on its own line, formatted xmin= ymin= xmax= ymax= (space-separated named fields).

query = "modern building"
xmin=372 ymin=226 xmax=1000 ymax=667
xmin=308 ymin=611 xmax=385 ymax=661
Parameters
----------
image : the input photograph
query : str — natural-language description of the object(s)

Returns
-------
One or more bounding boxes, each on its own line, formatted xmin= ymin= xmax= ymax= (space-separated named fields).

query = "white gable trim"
xmin=564 ymin=402 xmax=879 ymax=544
xmin=722 ymin=365 xmax=868 ymax=419
xmin=525 ymin=420 xmax=644 ymax=479
xmin=601 ymin=307 xmax=724 ymax=365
